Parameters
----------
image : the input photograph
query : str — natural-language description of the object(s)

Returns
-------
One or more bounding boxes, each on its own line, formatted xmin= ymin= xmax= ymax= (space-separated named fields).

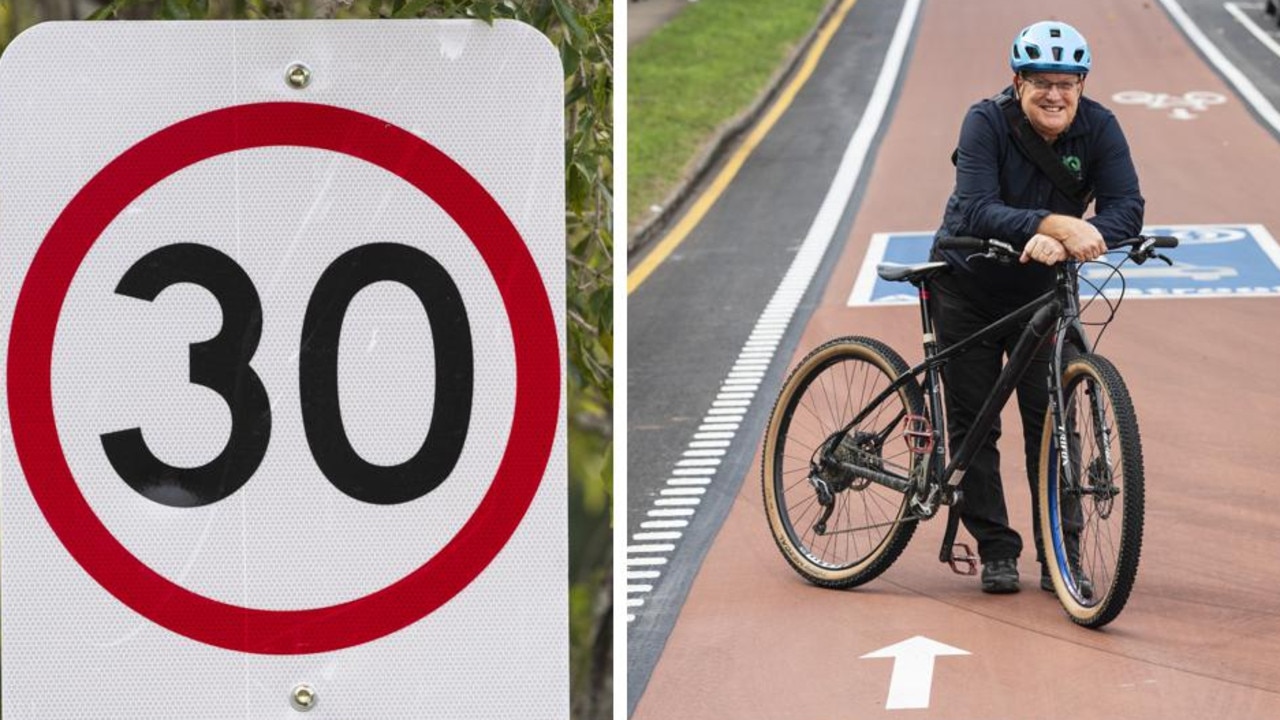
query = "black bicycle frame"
xmin=833 ymin=262 xmax=1089 ymax=498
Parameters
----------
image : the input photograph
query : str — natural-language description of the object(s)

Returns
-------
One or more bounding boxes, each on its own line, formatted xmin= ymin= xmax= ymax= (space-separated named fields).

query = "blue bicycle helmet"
xmin=1009 ymin=21 xmax=1091 ymax=75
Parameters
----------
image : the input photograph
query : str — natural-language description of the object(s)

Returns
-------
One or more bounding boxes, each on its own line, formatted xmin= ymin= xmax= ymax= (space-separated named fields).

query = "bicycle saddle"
xmin=876 ymin=261 xmax=951 ymax=284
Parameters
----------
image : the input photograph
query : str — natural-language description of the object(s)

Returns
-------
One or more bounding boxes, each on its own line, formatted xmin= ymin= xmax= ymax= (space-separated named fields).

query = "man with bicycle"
xmin=931 ymin=20 xmax=1144 ymax=593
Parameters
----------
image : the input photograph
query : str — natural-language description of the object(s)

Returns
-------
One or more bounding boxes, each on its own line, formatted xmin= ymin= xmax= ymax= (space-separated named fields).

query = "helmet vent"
xmin=1026 ymin=46 xmax=1041 ymax=60
xmin=1049 ymin=27 xmax=1062 ymax=38
xmin=1052 ymin=46 xmax=1063 ymax=61
xmin=1073 ymin=49 xmax=1085 ymax=62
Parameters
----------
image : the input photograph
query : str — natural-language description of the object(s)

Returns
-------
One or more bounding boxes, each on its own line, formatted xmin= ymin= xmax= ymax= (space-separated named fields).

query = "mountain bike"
xmin=761 ymin=235 xmax=1177 ymax=628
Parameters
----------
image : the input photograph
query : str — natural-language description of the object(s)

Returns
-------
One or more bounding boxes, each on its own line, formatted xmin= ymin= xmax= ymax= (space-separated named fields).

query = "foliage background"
xmin=0 ymin=1 xmax=613 ymax=717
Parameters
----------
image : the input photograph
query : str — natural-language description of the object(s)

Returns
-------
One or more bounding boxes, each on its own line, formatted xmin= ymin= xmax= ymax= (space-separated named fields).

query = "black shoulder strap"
xmin=997 ymin=95 xmax=1093 ymax=207
xmin=950 ymin=93 xmax=1093 ymax=209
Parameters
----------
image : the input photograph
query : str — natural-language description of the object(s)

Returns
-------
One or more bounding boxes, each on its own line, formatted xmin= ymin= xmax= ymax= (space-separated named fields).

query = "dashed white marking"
xmin=1224 ymin=3 xmax=1280 ymax=61
xmin=647 ymin=508 xmax=695 ymax=517
xmin=626 ymin=557 xmax=668 ymax=566
xmin=634 ymin=530 xmax=683 ymax=539
xmin=628 ymin=544 xmax=676 ymax=553
xmin=693 ymin=432 xmax=735 ymax=440
xmin=640 ymin=520 xmax=689 ymax=529
xmin=1158 ymin=0 xmax=1280 ymax=134
xmin=626 ymin=0 xmax=923 ymax=624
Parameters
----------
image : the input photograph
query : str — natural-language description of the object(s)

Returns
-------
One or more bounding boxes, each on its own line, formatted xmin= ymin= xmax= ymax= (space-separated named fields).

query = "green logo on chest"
xmin=1062 ymin=155 xmax=1082 ymax=174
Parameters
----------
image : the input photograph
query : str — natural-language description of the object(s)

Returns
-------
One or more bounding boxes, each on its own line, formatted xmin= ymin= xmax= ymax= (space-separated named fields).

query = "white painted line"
xmin=1158 ymin=0 xmax=1280 ymax=134
xmin=627 ymin=570 xmax=662 ymax=580
xmin=627 ymin=584 xmax=654 ymax=593
xmin=661 ymin=487 xmax=707 ymax=495
xmin=671 ymin=467 xmax=716 ymax=475
xmin=627 ymin=0 xmax=923 ymax=625
xmin=675 ymin=458 xmax=720 ymax=467
xmin=640 ymin=519 xmax=690 ymax=528
xmin=848 ymin=231 xmax=896 ymax=306
xmin=1246 ymin=222 xmax=1280 ymax=268
xmin=688 ymin=440 xmax=731 ymax=448
xmin=693 ymin=432 xmax=735 ymax=440
xmin=655 ymin=497 xmax=701 ymax=506
xmin=633 ymin=531 xmax=683 ymax=539
xmin=681 ymin=449 xmax=726 ymax=458
xmin=627 ymin=544 xmax=677 ymax=553
xmin=626 ymin=557 xmax=668 ymax=566
xmin=627 ymin=598 xmax=645 ymax=608
xmin=1225 ymin=2 xmax=1280 ymax=60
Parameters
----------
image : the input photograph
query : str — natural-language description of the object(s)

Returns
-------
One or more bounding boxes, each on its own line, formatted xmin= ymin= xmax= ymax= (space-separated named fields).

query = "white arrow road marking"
xmin=860 ymin=636 xmax=970 ymax=710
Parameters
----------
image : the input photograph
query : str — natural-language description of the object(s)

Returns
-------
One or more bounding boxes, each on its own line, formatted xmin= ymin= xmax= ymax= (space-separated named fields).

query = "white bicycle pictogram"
xmin=1111 ymin=90 xmax=1227 ymax=120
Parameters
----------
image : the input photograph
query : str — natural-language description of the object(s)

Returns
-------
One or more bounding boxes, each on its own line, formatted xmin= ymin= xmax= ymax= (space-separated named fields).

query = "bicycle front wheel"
xmin=1039 ymin=353 xmax=1144 ymax=628
xmin=762 ymin=336 xmax=925 ymax=588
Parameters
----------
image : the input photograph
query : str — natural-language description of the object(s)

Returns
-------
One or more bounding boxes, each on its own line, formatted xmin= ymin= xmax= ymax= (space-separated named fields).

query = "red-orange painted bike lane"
xmin=632 ymin=0 xmax=1280 ymax=717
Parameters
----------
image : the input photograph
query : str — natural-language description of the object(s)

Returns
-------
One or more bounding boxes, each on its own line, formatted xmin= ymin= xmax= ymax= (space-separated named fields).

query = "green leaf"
xmin=470 ymin=0 xmax=495 ymax=22
xmin=561 ymin=40 xmax=580 ymax=78
xmin=161 ymin=0 xmax=191 ymax=19
xmin=87 ymin=0 xmax=127 ymax=20
xmin=551 ymin=0 xmax=587 ymax=46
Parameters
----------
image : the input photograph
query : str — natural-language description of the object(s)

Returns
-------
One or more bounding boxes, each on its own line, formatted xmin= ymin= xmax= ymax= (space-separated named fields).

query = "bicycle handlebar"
xmin=937 ymin=234 xmax=1179 ymax=260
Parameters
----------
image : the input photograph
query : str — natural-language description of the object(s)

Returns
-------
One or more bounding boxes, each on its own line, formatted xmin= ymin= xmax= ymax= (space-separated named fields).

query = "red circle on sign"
xmin=7 ymin=103 xmax=560 ymax=654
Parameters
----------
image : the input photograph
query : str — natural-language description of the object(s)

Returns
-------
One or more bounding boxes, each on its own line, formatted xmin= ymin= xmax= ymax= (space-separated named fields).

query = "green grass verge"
xmin=628 ymin=0 xmax=831 ymax=232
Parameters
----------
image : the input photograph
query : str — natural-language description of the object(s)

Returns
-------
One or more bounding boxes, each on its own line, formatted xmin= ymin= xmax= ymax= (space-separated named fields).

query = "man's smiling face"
xmin=1015 ymin=72 xmax=1084 ymax=142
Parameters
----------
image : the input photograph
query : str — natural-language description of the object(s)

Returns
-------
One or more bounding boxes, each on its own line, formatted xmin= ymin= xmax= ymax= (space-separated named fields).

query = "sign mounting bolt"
xmin=286 ymin=63 xmax=311 ymax=89
xmin=290 ymin=684 xmax=318 ymax=712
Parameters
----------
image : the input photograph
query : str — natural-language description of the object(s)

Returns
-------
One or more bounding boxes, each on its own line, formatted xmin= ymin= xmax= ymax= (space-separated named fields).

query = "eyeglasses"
xmin=1021 ymin=76 xmax=1082 ymax=94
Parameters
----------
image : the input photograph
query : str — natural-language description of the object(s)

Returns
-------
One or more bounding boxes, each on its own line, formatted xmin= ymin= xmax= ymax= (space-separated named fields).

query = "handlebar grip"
xmin=1147 ymin=235 xmax=1179 ymax=249
xmin=936 ymin=236 xmax=987 ymax=252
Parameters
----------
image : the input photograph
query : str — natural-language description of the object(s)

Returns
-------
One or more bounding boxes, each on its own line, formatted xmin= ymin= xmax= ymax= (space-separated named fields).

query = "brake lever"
xmin=1155 ymin=253 xmax=1173 ymax=266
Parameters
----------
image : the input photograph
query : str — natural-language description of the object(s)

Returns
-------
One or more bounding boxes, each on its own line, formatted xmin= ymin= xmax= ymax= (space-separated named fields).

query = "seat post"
xmin=918 ymin=279 xmax=939 ymax=360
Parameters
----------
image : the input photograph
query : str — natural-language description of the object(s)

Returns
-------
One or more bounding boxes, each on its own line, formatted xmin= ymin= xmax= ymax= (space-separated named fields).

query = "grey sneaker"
xmin=1040 ymin=564 xmax=1094 ymax=600
xmin=981 ymin=558 xmax=1020 ymax=594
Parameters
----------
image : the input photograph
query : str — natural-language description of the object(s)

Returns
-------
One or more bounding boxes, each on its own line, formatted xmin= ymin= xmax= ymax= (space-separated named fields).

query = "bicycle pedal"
xmin=946 ymin=543 xmax=978 ymax=576
xmin=902 ymin=414 xmax=935 ymax=455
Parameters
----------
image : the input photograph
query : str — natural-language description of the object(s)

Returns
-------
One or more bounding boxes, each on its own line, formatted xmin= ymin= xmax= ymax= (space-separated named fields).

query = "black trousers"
xmin=930 ymin=270 xmax=1055 ymax=566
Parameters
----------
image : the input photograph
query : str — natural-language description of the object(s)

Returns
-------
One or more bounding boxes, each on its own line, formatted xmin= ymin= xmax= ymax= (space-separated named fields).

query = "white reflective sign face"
xmin=0 ymin=20 xmax=565 ymax=719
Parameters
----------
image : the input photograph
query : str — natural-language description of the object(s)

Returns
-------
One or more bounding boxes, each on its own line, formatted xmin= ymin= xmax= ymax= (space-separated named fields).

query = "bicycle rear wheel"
xmin=1038 ymin=353 xmax=1144 ymax=628
xmin=762 ymin=336 xmax=925 ymax=588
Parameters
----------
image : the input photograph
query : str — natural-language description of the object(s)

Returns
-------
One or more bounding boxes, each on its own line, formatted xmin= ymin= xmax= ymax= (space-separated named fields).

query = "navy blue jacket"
xmin=934 ymin=86 xmax=1144 ymax=300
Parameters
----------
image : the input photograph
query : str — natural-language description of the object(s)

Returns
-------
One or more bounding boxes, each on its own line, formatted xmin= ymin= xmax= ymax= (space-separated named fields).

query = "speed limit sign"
xmin=0 ymin=21 xmax=565 ymax=719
